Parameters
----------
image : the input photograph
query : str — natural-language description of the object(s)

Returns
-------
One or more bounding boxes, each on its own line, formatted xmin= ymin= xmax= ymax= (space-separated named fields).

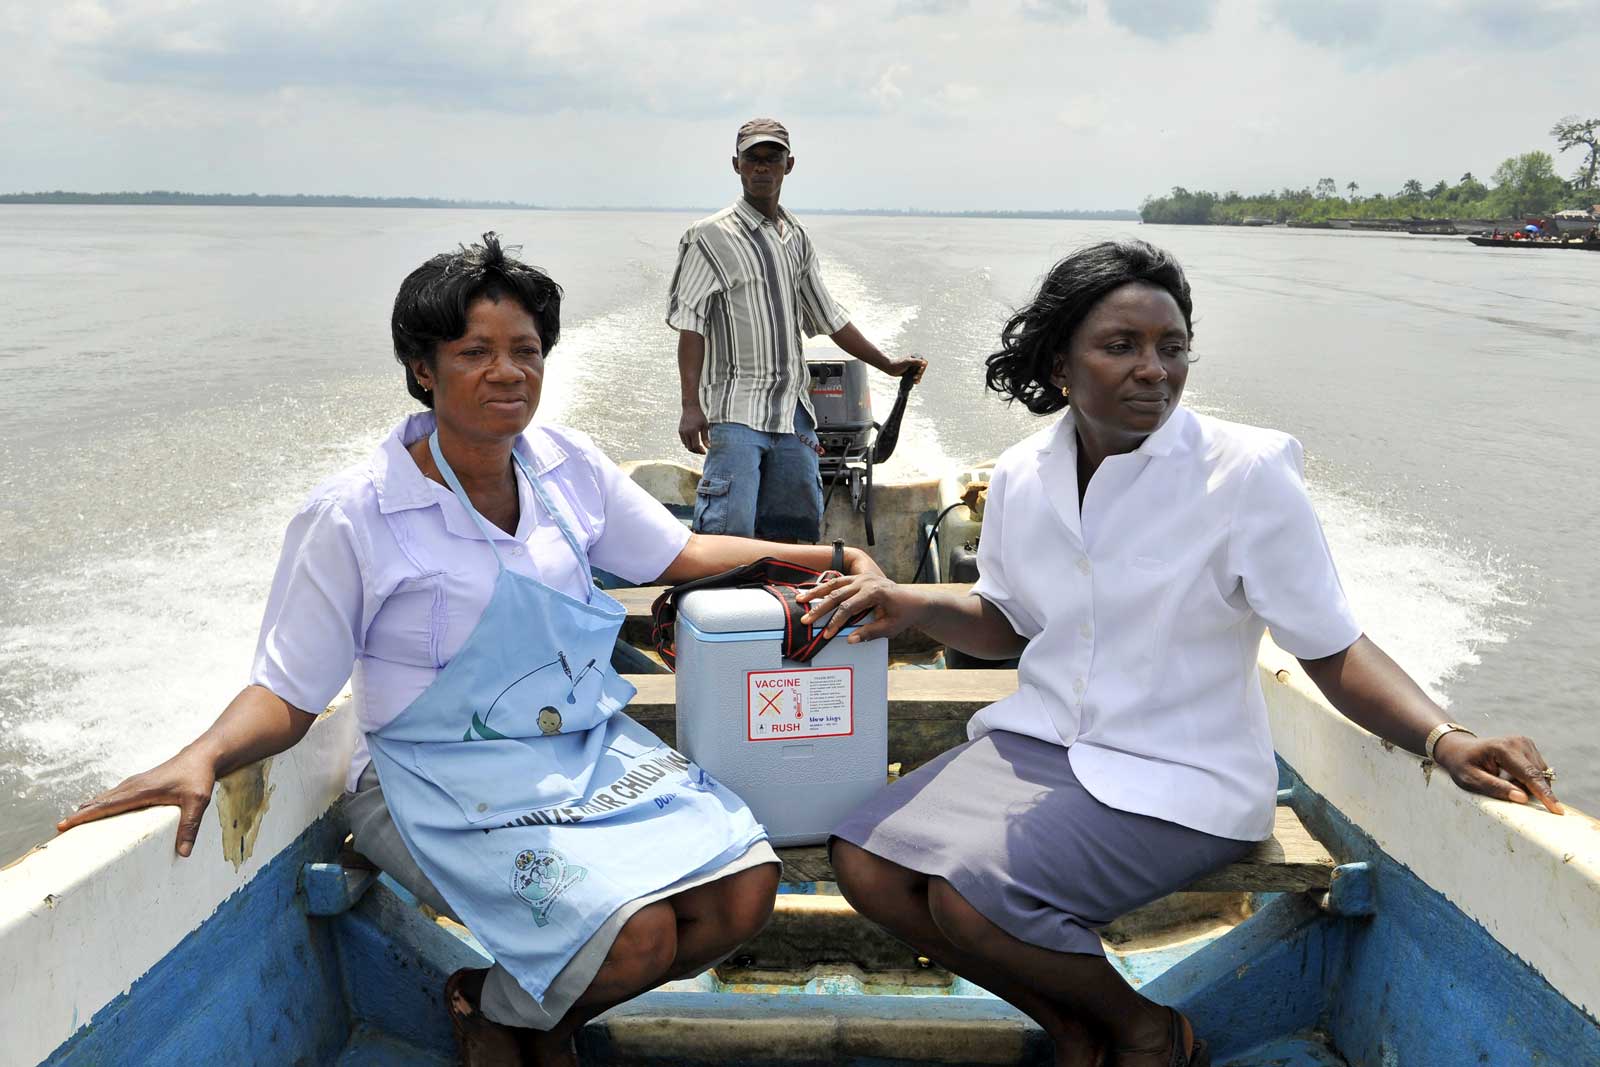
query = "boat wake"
xmin=818 ymin=259 xmax=954 ymax=480
xmin=1305 ymin=485 xmax=1516 ymax=704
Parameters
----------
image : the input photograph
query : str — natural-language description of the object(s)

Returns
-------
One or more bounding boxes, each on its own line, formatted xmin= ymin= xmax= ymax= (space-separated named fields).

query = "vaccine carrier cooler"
xmin=672 ymin=588 xmax=889 ymax=847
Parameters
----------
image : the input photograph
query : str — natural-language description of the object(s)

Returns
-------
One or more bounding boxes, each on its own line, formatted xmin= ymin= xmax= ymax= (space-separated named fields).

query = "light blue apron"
xmin=365 ymin=432 xmax=767 ymax=1002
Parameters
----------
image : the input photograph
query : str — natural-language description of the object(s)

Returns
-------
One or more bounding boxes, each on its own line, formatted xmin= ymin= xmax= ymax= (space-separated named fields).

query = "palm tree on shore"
xmin=1550 ymin=115 xmax=1599 ymax=193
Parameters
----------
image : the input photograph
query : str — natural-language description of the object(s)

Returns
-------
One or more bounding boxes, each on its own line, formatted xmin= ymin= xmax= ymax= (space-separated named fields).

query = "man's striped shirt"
xmin=666 ymin=198 xmax=850 ymax=434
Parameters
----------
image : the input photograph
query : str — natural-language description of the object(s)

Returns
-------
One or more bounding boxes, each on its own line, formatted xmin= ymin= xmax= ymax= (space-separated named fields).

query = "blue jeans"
xmin=693 ymin=405 xmax=824 ymax=541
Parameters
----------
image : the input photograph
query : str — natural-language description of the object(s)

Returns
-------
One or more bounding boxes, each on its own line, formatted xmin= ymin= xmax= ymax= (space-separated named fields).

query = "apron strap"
xmin=512 ymin=450 xmax=596 ymax=593
xmin=429 ymin=431 xmax=510 ymax=570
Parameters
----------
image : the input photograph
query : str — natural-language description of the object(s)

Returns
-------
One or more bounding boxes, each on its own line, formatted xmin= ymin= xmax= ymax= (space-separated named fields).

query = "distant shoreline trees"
xmin=0 ymin=191 xmax=542 ymax=209
xmin=1142 ymin=119 xmax=1596 ymax=225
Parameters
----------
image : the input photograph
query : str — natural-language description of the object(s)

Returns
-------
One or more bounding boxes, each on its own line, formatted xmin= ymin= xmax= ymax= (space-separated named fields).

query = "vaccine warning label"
xmin=747 ymin=667 xmax=854 ymax=741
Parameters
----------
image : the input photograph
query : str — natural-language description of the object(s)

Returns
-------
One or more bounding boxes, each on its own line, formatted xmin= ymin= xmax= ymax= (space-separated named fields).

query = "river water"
xmin=2 ymin=206 xmax=1596 ymax=865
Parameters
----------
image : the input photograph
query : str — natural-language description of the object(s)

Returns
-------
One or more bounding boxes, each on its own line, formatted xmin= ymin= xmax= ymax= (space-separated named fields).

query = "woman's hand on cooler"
xmin=797 ymin=573 xmax=919 ymax=644
xmin=56 ymin=745 xmax=220 ymax=857
xmin=800 ymin=578 xmax=1027 ymax=659
xmin=840 ymin=546 xmax=885 ymax=578
xmin=1431 ymin=731 xmax=1564 ymax=814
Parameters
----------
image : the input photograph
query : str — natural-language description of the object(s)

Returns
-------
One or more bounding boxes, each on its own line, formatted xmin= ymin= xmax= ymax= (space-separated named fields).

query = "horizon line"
xmin=0 ymin=190 xmax=1141 ymax=217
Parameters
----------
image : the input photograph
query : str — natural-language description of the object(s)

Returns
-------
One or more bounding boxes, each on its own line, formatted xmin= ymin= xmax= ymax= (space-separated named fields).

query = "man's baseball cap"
xmin=736 ymin=118 xmax=790 ymax=154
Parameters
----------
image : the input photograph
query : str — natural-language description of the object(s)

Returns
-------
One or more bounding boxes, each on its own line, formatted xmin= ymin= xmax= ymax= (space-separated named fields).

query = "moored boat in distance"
xmin=1403 ymin=217 xmax=1457 ymax=235
xmin=1552 ymin=208 xmax=1599 ymax=236
xmin=1466 ymin=233 xmax=1600 ymax=250
xmin=4 ymin=457 xmax=1599 ymax=1065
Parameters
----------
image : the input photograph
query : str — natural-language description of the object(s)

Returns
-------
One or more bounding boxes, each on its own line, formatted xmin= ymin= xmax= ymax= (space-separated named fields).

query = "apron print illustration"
xmin=512 ymin=848 xmax=588 ymax=927
xmin=464 ymin=649 xmax=600 ymax=740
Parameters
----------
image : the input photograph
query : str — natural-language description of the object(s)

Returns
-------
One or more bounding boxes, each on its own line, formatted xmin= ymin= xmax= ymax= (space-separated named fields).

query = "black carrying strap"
xmin=650 ymin=557 xmax=868 ymax=671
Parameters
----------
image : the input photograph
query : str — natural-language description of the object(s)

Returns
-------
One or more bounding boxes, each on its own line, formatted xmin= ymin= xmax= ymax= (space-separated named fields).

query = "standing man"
xmin=668 ymin=117 xmax=926 ymax=541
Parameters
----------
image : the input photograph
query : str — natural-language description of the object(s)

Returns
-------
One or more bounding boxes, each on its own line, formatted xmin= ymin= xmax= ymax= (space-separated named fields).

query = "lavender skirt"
xmin=831 ymin=730 xmax=1253 ymax=956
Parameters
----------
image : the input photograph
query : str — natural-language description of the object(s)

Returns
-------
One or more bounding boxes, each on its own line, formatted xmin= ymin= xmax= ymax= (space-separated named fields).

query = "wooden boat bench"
xmin=619 ymin=672 xmax=1337 ymax=896
xmin=314 ymin=669 xmax=1333 ymax=922
xmin=773 ymin=806 xmax=1332 ymax=893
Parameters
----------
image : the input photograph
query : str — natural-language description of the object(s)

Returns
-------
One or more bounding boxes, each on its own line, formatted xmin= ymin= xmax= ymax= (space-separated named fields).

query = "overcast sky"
xmin=2 ymin=0 xmax=1595 ymax=211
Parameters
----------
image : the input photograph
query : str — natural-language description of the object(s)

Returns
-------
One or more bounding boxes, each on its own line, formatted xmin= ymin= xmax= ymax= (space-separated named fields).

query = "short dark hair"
xmin=391 ymin=232 xmax=563 ymax=408
xmin=984 ymin=239 xmax=1194 ymax=415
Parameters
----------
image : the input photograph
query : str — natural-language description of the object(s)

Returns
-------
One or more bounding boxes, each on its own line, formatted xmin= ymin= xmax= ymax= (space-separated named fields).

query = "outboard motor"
xmin=805 ymin=357 xmax=917 ymax=545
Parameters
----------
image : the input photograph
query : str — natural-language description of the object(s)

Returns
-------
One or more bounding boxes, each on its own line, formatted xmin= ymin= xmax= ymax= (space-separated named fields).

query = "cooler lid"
xmin=676 ymin=587 xmax=853 ymax=638
xmin=677 ymin=588 xmax=787 ymax=635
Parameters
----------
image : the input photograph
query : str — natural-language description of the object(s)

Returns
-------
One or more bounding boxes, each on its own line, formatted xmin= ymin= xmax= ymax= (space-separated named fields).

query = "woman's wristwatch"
xmin=1425 ymin=722 xmax=1476 ymax=760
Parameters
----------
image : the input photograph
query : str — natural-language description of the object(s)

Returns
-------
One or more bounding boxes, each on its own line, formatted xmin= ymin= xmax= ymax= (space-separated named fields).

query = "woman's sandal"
xmin=1113 ymin=1006 xmax=1210 ymax=1067
xmin=445 ymin=967 xmax=524 ymax=1066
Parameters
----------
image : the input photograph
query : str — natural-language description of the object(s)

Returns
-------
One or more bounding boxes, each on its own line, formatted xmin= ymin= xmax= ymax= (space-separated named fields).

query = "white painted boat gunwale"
xmin=0 ymin=704 xmax=357 ymax=1067
xmin=1259 ymin=638 xmax=1600 ymax=1021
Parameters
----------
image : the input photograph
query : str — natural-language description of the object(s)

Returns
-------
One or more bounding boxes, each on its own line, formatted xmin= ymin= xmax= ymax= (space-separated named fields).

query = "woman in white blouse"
xmin=59 ymin=234 xmax=880 ymax=1067
xmin=800 ymin=239 xmax=1562 ymax=1067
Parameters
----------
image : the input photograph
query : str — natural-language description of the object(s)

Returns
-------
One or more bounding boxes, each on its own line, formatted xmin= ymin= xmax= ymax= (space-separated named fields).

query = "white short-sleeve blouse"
xmin=249 ymin=412 xmax=692 ymax=789
xmin=971 ymin=406 xmax=1361 ymax=841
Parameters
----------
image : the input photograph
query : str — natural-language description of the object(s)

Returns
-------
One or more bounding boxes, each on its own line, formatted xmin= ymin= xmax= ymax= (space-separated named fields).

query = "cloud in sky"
xmin=894 ymin=0 xmax=970 ymax=14
xmin=1019 ymin=0 xmax=1089 ymax=19
xmin=1267 ymin=0 xmax=1384 ymax=47
xmin=0 ymin=0 xmax=1594 ymax=211
xmin=1268 ymin=0 xmax=1597 ymax=54
xmin=1104 ymin=0 xmax=1218 ymax=39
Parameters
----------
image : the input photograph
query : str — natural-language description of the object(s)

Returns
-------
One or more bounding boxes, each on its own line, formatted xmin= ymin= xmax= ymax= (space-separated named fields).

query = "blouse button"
xmin=476 ymin=802 xmax=488 ymax=813
xmin=511 ymin=545 xmax=524 ymax=556
xmin=1078 ymin=622 xmax=1093 ymax=639
xmin=1076 ymin=557 xmax=1091 ymax=575
xmin=1072 ymin=677 xmax=1086 ymax=694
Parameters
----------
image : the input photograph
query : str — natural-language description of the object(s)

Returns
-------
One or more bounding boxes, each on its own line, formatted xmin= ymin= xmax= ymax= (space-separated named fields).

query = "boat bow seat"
xmin=772 ymin=805 xmax=1333 ymax=892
